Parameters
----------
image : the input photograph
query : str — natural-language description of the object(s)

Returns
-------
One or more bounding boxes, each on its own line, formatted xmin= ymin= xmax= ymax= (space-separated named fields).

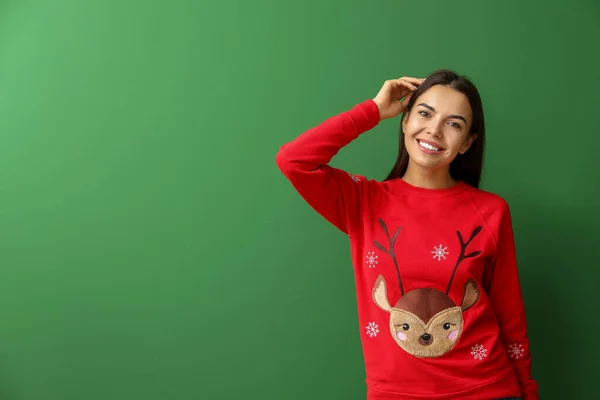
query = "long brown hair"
xmin=383 ymin=69 xmax=486 ymax=188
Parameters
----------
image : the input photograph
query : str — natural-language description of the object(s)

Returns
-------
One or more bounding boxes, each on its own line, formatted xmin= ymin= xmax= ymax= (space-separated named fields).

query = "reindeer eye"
xmin=402 ymin=324 xmax=410 ymax=331
xmin=443 ymin=323 xmax=451 ymax=330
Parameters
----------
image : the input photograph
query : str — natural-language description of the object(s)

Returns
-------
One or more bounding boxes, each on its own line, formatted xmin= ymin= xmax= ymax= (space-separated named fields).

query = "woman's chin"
xmin=407 ymin=153 xmax=451 ymax=170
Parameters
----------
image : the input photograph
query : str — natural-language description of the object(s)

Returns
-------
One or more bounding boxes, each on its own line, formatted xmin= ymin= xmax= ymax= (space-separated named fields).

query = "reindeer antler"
xmin=446 ymin=226 xmax=482 ymax=294
xmin=372 ymin=218 xmax=404 ymax=295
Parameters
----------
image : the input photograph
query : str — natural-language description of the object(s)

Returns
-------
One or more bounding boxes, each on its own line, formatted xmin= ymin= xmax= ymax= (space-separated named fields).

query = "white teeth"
xmin=418 ymin=140 xmax=440 ymax=151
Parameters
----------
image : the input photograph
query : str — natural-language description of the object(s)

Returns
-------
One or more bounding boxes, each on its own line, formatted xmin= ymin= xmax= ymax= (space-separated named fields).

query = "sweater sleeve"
xmin=488 ymin=201 xmax=539 ymax=400
xmin=275 ymin=99 xmax=380 ymax=235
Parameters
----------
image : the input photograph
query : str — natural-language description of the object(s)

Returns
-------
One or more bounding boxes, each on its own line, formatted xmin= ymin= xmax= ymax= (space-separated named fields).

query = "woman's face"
xmin=402 ymin=85 xmax=477 ymax=172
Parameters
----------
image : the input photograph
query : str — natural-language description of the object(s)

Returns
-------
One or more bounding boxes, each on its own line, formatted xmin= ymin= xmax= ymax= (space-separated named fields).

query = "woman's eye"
xmin=418 ymin=111 xmax=429 ymax=117
xmin=448 ymin=121 xmax=461 ymax=129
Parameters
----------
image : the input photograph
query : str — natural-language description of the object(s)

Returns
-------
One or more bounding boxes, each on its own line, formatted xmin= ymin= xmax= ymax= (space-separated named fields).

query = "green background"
xmin=0 ymin=0 xmax=598 ymax=399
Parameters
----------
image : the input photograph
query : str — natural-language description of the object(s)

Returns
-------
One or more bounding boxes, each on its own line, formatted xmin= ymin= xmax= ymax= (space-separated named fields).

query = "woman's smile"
xmin=416 ymin=138 xmax=445 ymax=154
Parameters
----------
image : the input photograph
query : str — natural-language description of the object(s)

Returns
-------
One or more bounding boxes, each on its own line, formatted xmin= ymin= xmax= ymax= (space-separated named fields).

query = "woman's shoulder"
xmin=462 ymin=184 xmax=513 ymax=227
xmin=464 ymin=184 xmax=509 ymax=207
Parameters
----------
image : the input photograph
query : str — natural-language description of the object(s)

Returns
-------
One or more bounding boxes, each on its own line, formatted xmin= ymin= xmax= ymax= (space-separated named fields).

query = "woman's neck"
xmin=401 ymin=163 xmax=458 ymax=189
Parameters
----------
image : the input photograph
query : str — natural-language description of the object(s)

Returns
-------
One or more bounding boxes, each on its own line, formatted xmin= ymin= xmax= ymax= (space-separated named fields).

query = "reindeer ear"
xmin=460 ymin=279 xmax=480 ymax=311
xmin=372 ymin=275 xmax=392 ymax=312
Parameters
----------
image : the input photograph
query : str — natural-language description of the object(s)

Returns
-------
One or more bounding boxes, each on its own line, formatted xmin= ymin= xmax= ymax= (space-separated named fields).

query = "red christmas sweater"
xmin=275 ymin=99 xmax=539 ymax=399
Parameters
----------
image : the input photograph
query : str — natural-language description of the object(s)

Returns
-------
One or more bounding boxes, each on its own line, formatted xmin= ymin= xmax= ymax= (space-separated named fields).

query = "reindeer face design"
xmin=373 ymin=276 xmax=479 ymax=357
xmin=372 ymin=219 xmax=482 ymax=358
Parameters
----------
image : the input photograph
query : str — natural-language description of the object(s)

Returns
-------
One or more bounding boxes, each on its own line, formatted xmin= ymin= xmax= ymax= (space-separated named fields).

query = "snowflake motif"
xmin=366 ymin=251 xmax=378 ymax=268
xmin=471 ymin=344 xmax=487 ymax=360
xmin=431 ymin=244 xmax=449 ymax=261
xmin=508 ymin=343 xmax=524 ymax=360
xmin=366 ymin=322 xmax=379 ymax=338
xmin=348 ymin=173 xmax=361 ymax=182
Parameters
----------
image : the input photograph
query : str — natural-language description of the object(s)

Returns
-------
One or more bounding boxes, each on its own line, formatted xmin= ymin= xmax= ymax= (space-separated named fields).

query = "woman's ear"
xmin=460 ymin=133 xmax=478 ymax=154
xmin=401 ymin=115 xmax=409 ymax=133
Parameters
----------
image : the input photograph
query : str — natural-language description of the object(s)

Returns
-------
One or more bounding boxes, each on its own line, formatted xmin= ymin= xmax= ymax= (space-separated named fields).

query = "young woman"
xmin=275 ymin=69 xmax=538 ymax=400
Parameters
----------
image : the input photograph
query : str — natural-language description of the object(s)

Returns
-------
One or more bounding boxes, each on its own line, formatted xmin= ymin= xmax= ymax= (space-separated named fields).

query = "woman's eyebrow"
xmin=417 ymin=103 xmax=467 ymax=124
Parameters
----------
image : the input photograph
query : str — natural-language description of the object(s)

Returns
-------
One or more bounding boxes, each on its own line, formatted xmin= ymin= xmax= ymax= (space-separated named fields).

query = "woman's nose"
xmin=427 ymin=120 xmax=444 ymax=138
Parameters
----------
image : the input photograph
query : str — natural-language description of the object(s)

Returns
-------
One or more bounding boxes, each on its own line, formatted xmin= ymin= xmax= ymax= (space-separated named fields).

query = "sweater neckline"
xmin=386 ymin=178 xmax=470 ymax=198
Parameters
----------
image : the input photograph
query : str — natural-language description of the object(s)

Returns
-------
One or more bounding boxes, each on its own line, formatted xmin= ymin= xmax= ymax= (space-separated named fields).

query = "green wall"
xmin=0 ymin=0 xmax=598 ymax=399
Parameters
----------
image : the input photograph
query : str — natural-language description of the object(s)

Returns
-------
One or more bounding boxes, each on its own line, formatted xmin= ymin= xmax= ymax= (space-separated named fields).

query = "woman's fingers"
xmin=389 ymin=78 xmax=418 ymax=99
xmin=395 ymin=76 xmax=425 ymax=86
xmin=373 ymin=76 xmax=425 ymax=120
xmin=400 ymin=92 xmax=413 ymax=109
xmin=400 ymin=76 xmax=425 ymax=86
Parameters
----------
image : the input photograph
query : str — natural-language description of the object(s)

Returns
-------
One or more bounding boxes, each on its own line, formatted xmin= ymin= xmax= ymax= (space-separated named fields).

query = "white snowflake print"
xmin=366 ymin=251 xmax=378 ymax=268
xmin=508 ymin=343 xmax=524 ymax=360
xmin=348 ymin=173 xmax=361 ymax=182
xmin=366 ymin=322 xmax=379 ymax=338
xmin=431 ymin=244 xmax=449 ymax=261
xmin=471 ymin=344 xmax=487 ymax=360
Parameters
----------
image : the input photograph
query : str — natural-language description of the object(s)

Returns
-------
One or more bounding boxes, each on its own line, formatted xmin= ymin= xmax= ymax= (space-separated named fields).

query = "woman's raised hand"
xmin=373 ymin=77 xmax=425 ymax=120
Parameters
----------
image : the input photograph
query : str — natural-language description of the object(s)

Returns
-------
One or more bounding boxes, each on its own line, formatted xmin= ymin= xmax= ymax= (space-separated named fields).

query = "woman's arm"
xmin=275 ymin=99 xmax=380 ymax=234
xmin=488 ymin=201 xmax=539 ymax=400
xmin=275 ymin=77 xmax=423 ymax=235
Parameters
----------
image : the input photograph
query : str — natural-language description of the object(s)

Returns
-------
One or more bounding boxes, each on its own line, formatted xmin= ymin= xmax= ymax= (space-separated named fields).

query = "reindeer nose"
xmin=419 ymin=333 xmax=433 ymax=346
